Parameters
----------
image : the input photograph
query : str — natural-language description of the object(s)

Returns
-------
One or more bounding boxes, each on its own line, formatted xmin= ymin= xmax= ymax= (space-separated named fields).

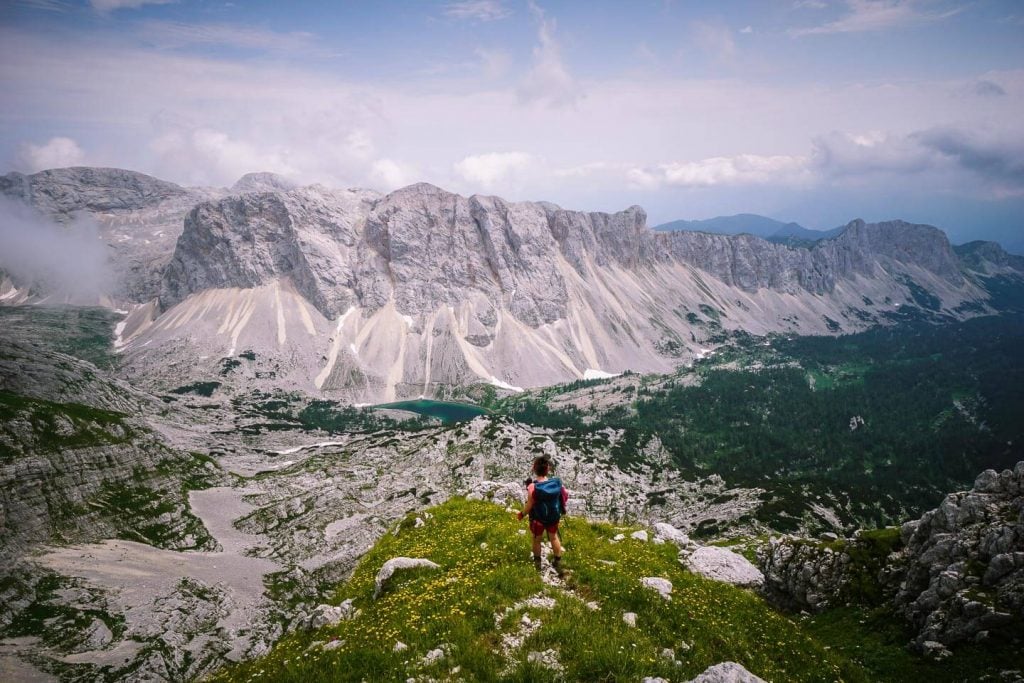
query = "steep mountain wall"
xmin=1 ymin=167 xmax=1015 ymax=399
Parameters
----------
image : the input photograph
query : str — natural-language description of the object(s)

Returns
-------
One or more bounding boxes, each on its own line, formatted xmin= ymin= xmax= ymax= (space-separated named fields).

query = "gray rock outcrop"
xmin=894 ymin=462 xmax=1024 ymax=649
xmin=757 ymin=463 xmax=1024 ymax=651
xmin=641 ymin=576 xmax=673 ymax=600
xmin=686 ymin=661 xmax=766 ymax=683
xmin=373 ymin=557 xmax=441 ymax=598
xmin=683 ymin=546 xmax=765 ymax=589
xmin=759 ymin=537 xmax=862 ymax=612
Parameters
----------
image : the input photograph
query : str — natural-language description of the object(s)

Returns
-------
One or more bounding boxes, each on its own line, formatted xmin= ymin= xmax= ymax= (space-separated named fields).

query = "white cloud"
xmin=443 ymin=1 xmax=511 ymax=22
xmin=453 ymin=152 xmax=534 ymax=191
xmin=913 ymin=127 xmax=1024 ymax=196
xmin=475 ymin=47 xmax=512 ymax=79
xmin=810 ymin=129 xmax=938 ymax=177
xmin=635 ymin=42 xmax=659 ymax=63
xmin=369 ymin=158 xmax=417 ymax=190
xmin=13 ymin=0 xmax=73 ymax=11
xmin=1 ymin=26 xmax=1020 ymax=211
xmin=91 ymin=0 xmax=174 ymax=13
xmin=17 ymin=136 xmax=85 ymax=171
xmin=0 ymin=198 xmax=112 ymax=299
xmin=137 ymin=21 xmax=329 ymax=56
xmin=628 ymin=154 xmax=810 ymax=189
xmin=792 ymin=0 xmax=828 ymax=9
xmin=517 ymin=2 xmax=580 ymax=108
xmin=692 ymin=21 xmax=737 ymax=61
xmin=792 ymin=0 xmax=963 ymax=37
xmin=149 ymin=128 xmax=297 ymax=186
xmin=739 ymin=26 xmax=754 ymax=34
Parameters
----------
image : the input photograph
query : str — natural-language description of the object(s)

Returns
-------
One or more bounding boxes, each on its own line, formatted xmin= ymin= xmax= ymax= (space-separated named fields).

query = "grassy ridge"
xmin=211 ymin=498 xmax=863 ymax=682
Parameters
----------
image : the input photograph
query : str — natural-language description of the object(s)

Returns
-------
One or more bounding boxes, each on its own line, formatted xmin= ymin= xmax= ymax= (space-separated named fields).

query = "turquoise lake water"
xmin=376 ymin=399 xmax=487 ymax=423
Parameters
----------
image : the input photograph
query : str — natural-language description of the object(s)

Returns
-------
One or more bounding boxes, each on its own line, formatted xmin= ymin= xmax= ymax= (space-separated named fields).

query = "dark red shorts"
xmin=529 ymin=519 xmax=559 ymax=537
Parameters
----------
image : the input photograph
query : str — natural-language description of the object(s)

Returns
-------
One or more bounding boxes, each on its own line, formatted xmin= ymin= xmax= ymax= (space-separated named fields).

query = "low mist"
xmin=0 ymin=197 xmax=113 ymax=302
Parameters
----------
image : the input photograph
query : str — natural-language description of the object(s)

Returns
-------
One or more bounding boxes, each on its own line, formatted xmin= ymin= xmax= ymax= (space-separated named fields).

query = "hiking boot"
xmin=532 ymin=555 xmax=542 ymax=570
xmin=552 ymin=555 xmax=562 ymax=569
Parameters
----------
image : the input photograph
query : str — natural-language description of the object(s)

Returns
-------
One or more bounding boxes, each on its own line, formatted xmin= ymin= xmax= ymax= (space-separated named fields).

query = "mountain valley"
xmin=0 ymin=167 xmax=1022 ymax=682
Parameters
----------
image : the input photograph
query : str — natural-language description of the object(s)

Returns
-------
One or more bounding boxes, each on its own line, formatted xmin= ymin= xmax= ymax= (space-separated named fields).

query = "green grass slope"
xmin=211 ymin=498 xmax=865 ymax=683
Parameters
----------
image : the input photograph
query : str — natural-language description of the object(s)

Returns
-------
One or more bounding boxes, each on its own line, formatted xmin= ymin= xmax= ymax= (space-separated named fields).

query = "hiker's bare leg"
xmin=532 ymin=534 xmax=542 ymax=557
xmin=550 ymin=532 xmax=563 ymax=557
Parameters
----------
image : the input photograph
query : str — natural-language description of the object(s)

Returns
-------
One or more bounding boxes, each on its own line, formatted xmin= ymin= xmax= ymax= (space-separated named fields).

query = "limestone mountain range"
xmin=2 ymin=166 xmax=1021 ymax=402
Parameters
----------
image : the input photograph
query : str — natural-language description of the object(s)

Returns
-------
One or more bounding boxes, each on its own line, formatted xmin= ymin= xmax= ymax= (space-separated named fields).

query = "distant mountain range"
xmin=2 ymin=168 xmax=1022 ymax=403
xmin=653 ymin=213 xmax=845 ymax=244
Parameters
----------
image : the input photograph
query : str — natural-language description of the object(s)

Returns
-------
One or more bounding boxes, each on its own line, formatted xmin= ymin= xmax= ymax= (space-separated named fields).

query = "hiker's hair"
xmin=532 ymin=456 xmax=551 ymax=476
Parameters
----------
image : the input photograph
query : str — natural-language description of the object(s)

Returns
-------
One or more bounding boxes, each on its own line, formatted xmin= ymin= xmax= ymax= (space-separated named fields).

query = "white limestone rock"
xmin=374 ymin=558 xmax=441 ymax=598
xmin=527 ymin=649 xmax=563 ymax=671
xmin=684 ymin=546 xmax=765 ymax=588
xmin=641 ymin=576 xmax=673 ymax=600
xmin=308 ymin=599 xmax=355 ymax=629
xmin=653 ymin=522 xmax=692 ymax=549
xmin=686 ymin=661 xmax=766 ymax=682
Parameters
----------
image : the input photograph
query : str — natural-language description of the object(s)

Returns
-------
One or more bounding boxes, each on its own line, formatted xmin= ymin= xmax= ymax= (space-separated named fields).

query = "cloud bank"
xmin=0 ymin=198 xmax=112 ymax=300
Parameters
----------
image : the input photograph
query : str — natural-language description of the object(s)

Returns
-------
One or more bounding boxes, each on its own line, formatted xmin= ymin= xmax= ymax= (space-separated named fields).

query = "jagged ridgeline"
xmin=1 ymin=168 xmax=1023 ymax=682
xmin=2 ymin=167 xmax=1023 ymax=403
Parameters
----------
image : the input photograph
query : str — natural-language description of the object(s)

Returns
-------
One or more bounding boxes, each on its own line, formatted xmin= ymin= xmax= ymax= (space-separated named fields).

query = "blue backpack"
xmin=531 ymin=478 xmax=565 ymax=525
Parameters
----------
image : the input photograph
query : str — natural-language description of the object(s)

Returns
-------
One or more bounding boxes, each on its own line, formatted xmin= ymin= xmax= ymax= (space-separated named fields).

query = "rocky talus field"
xmin=0 ymin=167 xmax=1022 ymax=681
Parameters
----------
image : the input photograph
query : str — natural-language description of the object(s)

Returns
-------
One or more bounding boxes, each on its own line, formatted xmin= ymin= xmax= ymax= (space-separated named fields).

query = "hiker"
xmin=516 ymin=455 xmax=569 ymax=569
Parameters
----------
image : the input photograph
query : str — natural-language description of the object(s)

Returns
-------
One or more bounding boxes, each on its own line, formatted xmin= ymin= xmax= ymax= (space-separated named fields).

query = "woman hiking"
xmin=517 ymin=455 xmax=569 ymax=569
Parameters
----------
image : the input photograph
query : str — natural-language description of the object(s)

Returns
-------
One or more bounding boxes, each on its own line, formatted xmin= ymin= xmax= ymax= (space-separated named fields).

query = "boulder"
xmin=374 ymin=558 xmax=441 ymax=598
xmin=641 ymin=576 xmax=673 ymax=600
xmin=308 ymin=599 xmax=355 ymax=629
xmin=686 ymin=662 xmax=766 ymax=682
xmin=684 ymin=546 xmax=764 ymax=588
xmin=653 ymin=522 xmax=692 ymax=549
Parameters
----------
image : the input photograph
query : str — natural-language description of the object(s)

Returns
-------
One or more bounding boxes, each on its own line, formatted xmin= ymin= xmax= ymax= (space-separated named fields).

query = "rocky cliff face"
xmin=159 ymin=184 xmax=970 ymax=321
xmin=1 ymin=166 xmax=1014 ymax=399
xmin=758 ymin=463 xmax=1024 ymax=653
xmin=894 ymin=462 xmax=1024 ymax=650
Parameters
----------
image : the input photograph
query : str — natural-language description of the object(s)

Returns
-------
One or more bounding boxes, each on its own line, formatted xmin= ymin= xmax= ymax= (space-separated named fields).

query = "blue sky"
xmin=1 ymin=0 xmax=1022 ymax=250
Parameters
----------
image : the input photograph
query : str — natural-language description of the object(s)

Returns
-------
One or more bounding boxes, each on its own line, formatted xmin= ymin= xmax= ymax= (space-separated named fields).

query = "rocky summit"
xmin=3 ymin=167 xmax=1022 ymax=403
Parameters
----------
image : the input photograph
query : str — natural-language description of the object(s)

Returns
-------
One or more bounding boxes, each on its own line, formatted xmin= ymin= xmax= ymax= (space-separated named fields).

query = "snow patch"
xmin=583 ymin=368 xmax=619 ymax=380
xmin=490 ymin=376 xmax=524 ymax=393
xmin=112 ymin=320 xmax=128 ymax=350
xmin=273 ymin=441 xmax=346 ymax=456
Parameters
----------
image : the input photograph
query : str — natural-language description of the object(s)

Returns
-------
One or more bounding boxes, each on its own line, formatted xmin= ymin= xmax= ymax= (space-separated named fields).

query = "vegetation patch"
xmin=169 ymin=381 xmax=221 ymax=397
xmin=0 ymin=390 xmax=131 ymax=459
